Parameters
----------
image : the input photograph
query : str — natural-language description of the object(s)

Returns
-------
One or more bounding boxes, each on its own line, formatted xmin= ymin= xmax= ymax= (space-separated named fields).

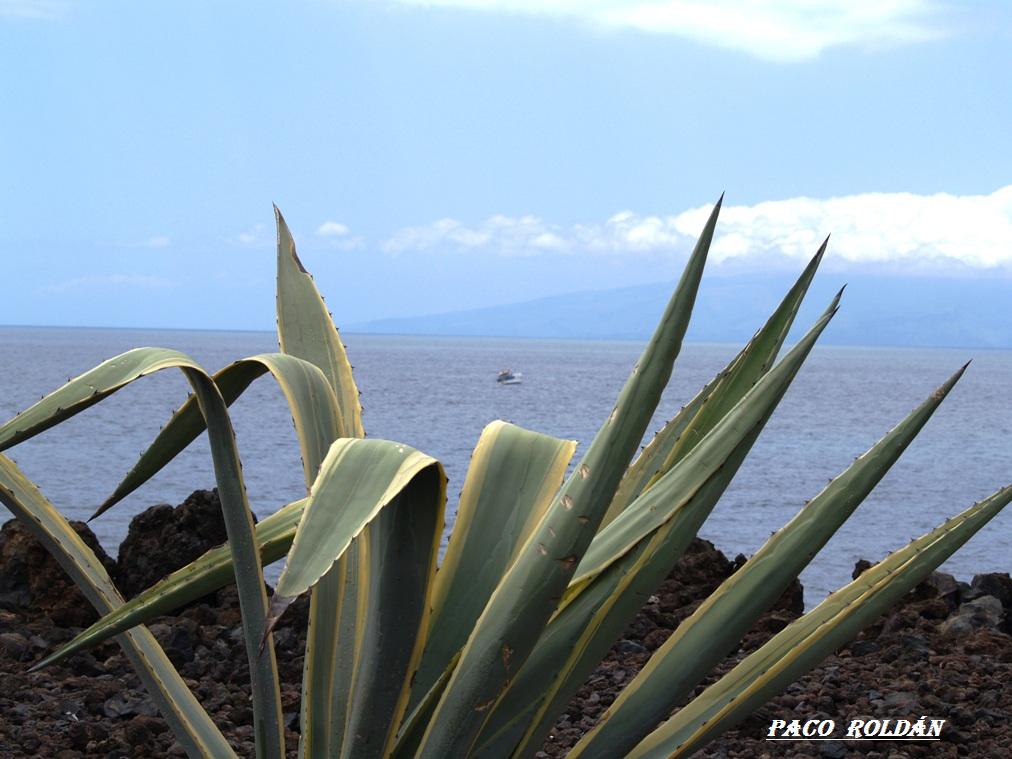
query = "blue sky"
xmin=1 ymin=0 xmax=1010 ymax=330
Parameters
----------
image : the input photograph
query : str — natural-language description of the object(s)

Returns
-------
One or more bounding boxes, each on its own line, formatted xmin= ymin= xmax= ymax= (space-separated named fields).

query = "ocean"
xmin=1 ymin=325 xmax=1010 ymax=604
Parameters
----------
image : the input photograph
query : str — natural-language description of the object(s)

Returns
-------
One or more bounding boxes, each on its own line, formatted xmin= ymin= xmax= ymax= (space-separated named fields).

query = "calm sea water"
xmin=1 ymin=326 xmax=1010 ymax=604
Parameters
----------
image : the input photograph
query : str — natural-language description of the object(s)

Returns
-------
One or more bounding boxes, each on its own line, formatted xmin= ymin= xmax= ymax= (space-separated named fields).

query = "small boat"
xmin=497 ymin=368 xmax=523 ymax=385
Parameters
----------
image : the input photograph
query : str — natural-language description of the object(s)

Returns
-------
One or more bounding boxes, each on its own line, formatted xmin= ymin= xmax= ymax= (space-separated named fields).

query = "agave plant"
xmin=0 ymin=197 xmax=1008 ymax=759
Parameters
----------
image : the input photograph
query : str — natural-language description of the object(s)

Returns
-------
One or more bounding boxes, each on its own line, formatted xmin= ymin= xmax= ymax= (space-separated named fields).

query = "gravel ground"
xmin=1 ymin=490 xmax=1009 ymax=758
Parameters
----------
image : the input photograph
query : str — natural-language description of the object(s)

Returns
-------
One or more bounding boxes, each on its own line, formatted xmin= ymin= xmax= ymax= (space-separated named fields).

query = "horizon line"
xmin=0 ymin=322 xmax=1002 ymax=353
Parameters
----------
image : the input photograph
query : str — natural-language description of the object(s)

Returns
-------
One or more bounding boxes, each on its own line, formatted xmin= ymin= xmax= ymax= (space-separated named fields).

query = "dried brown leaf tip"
xmin=291 ymin=245 xmax=309 ymax=274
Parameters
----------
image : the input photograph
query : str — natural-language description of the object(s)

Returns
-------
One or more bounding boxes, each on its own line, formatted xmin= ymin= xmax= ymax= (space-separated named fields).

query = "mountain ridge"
xmin=350 ymin=273 xmax=1012 ymax=349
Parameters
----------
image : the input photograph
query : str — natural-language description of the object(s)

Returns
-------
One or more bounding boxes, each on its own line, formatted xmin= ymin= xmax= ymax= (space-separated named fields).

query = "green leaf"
xmin=571 ymin=363 xmax=967 ymax=759
xmin=390 ymin=652 xmax=460 ymax=759
xmin=0 ymin=456 xmax=237 ymax=758
xmin=268 ymin=437 xmax=446 ymax=758
xmin=601 ymin=238 xmax=827 ymax=528
xmin=270 ymin=438 xmax=441 ymax=605
xmin=572 ymin=294 xmax=839 ymax=591
xmin=274 ymin=207 xmax=369 ymax=757
xmin=410 ymin=421 xmax=576 ymax=708
xmin=96 ymin=353 xmax=341 ymax=519
xmin=31 ymin=498 xmax=307 ymax=672
xmin=0 ymin=347 xmax=197 ymax=452
xmin=473 ymin=295 xmax=837 ymax=758
xmin=275 ymin=206 xmax=362 ymax=437
xmin=625 ymin=483 xmax=1012 ymax=759
xmin=416 ymin=197 xmax=722 ymax=758
xmin=0 ymin=348 xmax=285 ymax=758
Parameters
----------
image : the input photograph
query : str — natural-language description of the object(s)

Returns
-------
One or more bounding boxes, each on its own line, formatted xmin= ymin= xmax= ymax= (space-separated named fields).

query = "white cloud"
xmin=317 ymin=220 xmax=365 ymax=250
xmin=679 ymin=186 xmax=1012 ymax=270
xmin=38 ymin=274 xmax=174 ymax=295
xmin=317 ymin=221 xmax=350 ymax=237
xmin=143 ymin=235 xmax=170 ymax=248
xmin=231 ymin=223 xmax=270 ymax=248
xmin=382 ymin=185 xmax=1012 ymax=273
xmin=392 ymin=0 xmax=947 ymax=61
xmin=0 ymin=0 xmax=67 ymax=19
xmin=383 ymin=214 xmax=567 ymax=255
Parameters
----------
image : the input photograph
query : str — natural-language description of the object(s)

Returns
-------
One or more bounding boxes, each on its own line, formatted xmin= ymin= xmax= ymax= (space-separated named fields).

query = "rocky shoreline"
xmin=1 ymin=490 xmax=1010 ymax=758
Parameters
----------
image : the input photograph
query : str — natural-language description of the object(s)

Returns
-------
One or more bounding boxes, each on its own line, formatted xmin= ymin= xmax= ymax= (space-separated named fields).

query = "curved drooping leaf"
xmin=0 ymin=348 xmax=285 ymax=758
xmin=602 ymin=237 xmax=827 ymax=528
xmin=0 ymin=456 xmax=237 ymax=759
xmin=570 ymin=364 xmax=967 ymax=759
xmin=270 ymin=438 xmax=442 ymax=606
xmin=416 ymin=197 xmax=722 ymax=758
xmin=267 ymin=437 xmax=446 ymax=759
xmin=96 ymin=353 xmax=341 ymax=518
xmin=0 ymin=347 xmax=195 ymax=452
xmin=473 ymin=295 xmax=838 ymax=758
xmin=625 ymin=484 xmax=1012 ymax=759
xmin=411 ymin=421 xmax=576 ymax=707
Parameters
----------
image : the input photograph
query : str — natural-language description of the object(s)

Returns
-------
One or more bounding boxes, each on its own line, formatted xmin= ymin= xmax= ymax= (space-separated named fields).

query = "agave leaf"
xmin=572 ymin=293 xmax=839 ymax=592
xmin=473 ymin=296 xmax=837 ymax=758
xmin=602 ymin=238 xmax=827 ymax=528
xmin=571 ymin=364 xmax=967 ymax=759
xmin=0 ymin=349 xmax=284 ymax=758
xmin=625 ymin=484 xmax=1012 ymax=759
xmin=267 ymin=437 xmax=446 ymax=758
xmin=410 ymin=421 xmax=576 ymax=708
xmin=31 ymin=497 xmax=307 ymax=672
xmin=275 ymin=206 xmax=363 ymax=437
xmin=274 ymin=207 xmax=373 ymax=757
xmin=0 ymin=456 xmax=237 ymax=758
xmin=96 ymin=353 xmax=341 ymax=519
xmin=600 ymin=377 xmax=714 ymax=529
xmin=269 ymin=438 xmax=442 ymax=607
xmin=638 ymin=243 xmax=830 ymax=493
xmin=0 ymin=347 xmax=196 ymax=451
xmin=390 ymin=651 xmax=461 ymax=759
xmin=415 ymin=197 xmax=722 ymax=758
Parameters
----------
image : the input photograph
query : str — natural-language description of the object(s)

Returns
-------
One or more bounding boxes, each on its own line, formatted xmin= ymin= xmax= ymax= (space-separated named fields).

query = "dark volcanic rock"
xmin=2 ymin=496 xmax=1010 ymax=758
xmin=0 ymin=519 xmax=115 ymax=626
xmin=968 ymin=572 xmax=1012 ymax=607
xmin=116 ymin=489 xmax=233 ymax=598
xmin=540 ymin=551 xmax=1012 ymax=759
xmin=0 ymin=491 xmax=296 ymax=757
xmin=939 ymin=596 xmax=1005 ymax=635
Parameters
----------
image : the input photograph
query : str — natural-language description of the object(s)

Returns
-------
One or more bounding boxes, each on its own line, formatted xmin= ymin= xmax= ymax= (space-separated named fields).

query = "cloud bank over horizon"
xmin=378 ymin=185 xmax=1012 ymax=276
xmin=392 ymin=0 xmax=949 ymax=61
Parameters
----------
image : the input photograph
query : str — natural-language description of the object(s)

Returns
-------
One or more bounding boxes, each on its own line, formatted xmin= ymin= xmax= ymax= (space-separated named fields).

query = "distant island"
xmin=351 ymin=272 xmax=1012 ymax=349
